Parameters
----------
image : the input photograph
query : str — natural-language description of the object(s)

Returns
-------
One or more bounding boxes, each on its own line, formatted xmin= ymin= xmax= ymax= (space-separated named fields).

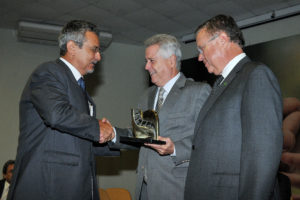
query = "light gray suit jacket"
xmin=185 ymin=57 xmax=283 ymax=200
xmin=112 ymin=73 xmax=211 ymax=200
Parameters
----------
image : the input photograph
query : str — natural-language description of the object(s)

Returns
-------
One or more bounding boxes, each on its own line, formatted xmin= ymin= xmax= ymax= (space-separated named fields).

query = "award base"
xmin=120 ymin=136 xmax=166 ymax=145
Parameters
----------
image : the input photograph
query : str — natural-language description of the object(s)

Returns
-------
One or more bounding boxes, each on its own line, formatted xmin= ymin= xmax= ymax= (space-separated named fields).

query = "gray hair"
xmin=144 ymin=34 xmax=182 ymax=70
xmin=58 ymin=20 xmax=99 ymax=56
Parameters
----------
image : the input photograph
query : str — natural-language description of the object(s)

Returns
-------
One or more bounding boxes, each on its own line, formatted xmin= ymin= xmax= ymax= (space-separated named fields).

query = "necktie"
xmin=78 ymin=77 xmax=91 ymax=114
xmin=78 ymin=77 xmax=86 ymax=91
xmin=155 ymin=87 xmax=165 ymax=112
xmin=212 ymin=75 xmax=224 ymax=90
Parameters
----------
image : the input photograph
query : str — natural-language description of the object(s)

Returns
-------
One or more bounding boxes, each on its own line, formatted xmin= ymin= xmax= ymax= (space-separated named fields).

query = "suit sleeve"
xmin=239 ymin=66 xmax=283 ymax=199
xmin=108 ymin=127 xmax=140 ymax=150
xmin=171 ymin=83 xmax=211 ymax=165
xmin=30 ymin=64 xmax=100 ymax=142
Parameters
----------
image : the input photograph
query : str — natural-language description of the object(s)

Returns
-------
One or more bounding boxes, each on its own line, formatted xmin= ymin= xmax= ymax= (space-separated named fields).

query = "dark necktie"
xmin=78 ymin=77 xmax=86 ymax=91
xmin=78 ymin=77 xmax=90 ymax=114
xmin=155 ymin=87 xmax=165 ymax=113
xmin=213 ymin=75 xmax=224 ymax=90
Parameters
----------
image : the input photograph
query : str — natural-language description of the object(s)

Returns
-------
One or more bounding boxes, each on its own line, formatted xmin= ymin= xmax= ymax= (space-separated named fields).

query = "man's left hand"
xmin=145 ymin=136 xmax=174 ymax=155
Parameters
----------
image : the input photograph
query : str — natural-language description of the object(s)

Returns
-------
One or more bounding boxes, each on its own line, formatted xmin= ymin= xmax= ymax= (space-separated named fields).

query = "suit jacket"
xmin=8 ymin=59 xmax=119 ymax=200
xmin=185 ymin=57 xmax=283 ymax=200
xmin=0 ymin=179 xmax=5 ymax=198
xmin=112 ymin=73 xmax=211 ymax=200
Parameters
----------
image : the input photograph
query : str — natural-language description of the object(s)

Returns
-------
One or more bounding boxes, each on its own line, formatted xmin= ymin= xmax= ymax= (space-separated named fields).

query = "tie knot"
xmin=78 ymin=78 xmax=85 ymax=91
xmin=158 ymin=87 xmax=165 ymax=97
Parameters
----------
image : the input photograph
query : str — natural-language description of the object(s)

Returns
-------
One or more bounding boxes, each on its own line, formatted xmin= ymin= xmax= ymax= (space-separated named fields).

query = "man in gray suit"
xmin=185 ymin=15 xmax=283 ymax=199
xmin=108 ymin=34 xmax=211 ymax=200
xmin=8 ymin=20 xmax=117 ymax=200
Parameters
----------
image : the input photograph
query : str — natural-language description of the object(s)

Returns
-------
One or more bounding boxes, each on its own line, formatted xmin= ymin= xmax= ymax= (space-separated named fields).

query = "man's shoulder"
xmin=32 ymin=59 xmax=69 ymax=78
xmin=184 ymin=79 xmax=211 ymax=92
xmin=36 ymin=59 xmax=63 ymax=72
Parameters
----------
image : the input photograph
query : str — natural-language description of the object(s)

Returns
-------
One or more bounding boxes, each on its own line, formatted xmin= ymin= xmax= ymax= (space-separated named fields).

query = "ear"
xmin=218 ymin=32 xmax=230 ymax=45
xmin=169 ymin=54 xmax=177 ymax=68
xmin=66 ymin=40 xmax=78 ymax=55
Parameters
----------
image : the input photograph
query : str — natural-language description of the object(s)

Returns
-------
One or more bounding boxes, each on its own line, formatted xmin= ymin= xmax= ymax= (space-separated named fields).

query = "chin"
xmin=87 ymin=68 xmax=95 ymax=74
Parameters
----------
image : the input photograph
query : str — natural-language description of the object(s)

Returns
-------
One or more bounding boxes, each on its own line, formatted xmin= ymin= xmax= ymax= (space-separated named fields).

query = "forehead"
xmin=196 ymin=28 xmax=210 ymax=42
xmin=84 ymin=31 xmax=100 ymax=46
xmin=145 ymin=44 xmax=160 ymax=57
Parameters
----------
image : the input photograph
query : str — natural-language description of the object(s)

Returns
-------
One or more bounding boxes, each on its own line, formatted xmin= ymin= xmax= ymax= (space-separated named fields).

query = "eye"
xmin=149 ymin=59 xmax=155 ymax=63
xmin=92 ymin=46 xmax=100 ymax=53
xmin=145 ymin=58 xmax=156 ymax=64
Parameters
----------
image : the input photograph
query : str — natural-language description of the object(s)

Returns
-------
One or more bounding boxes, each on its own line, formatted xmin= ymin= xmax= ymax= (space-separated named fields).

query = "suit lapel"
xmin=56 ymin=59 xmax=79 ymax=87
xmin=194 ymin=57 xmax=251 ymax=135
xmin=148 ymin=87 xmax=157 ymax=110
xmin=159 ymin=73 xmax=186 ymax=123
xmin=55 ymin=59 xmax=91 ymax=115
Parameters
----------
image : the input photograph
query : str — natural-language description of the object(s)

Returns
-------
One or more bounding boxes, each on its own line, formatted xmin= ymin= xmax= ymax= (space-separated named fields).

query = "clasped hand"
xmin=98 ymin=119 xmax=115 ymax=143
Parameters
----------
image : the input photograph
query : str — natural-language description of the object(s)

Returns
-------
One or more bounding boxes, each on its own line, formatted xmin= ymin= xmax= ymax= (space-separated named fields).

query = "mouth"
xmin=149 ymin=71 xmax=156 ymax=77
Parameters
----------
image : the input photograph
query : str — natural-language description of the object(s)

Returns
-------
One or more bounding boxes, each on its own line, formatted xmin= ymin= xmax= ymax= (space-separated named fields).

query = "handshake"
xmin=98 ymin=118 xmax=114 ymax=143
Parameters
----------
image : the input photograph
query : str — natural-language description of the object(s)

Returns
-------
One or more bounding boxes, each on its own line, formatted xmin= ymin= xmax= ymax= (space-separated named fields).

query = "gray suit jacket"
xmin=185 ymin=57 xmax=283 ymax=200
xmin=112 ymin=73 xmax=211 ymax=200
xmin=8 ymin=59 xmax=119 ymax=200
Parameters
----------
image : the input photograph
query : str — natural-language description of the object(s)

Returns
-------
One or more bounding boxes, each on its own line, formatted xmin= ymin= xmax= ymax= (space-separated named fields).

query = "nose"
xmin=145 ymin=61 xmax=151 ymax=70
xmin=95 ymin=51 xmax=101 ymax=61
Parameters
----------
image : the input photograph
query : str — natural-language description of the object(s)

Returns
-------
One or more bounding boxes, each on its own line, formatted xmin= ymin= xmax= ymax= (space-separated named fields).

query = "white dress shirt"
xmin=220 ymin=53 xmax=246 ymax=82
xmin=153 ymin=73 xmax=180 ymax=109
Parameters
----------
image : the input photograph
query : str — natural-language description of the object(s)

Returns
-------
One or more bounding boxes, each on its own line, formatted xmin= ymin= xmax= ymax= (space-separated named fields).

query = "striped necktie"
xmin=155 ymin=87 xmax=165 ymax=112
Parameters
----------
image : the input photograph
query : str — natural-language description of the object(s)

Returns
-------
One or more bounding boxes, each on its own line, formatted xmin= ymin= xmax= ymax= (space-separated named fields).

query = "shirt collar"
xmin=4 ymin=180 xmax=10 ymax=188
xmin=60 ymin=57 xmax=82 ymax=81
xmin=161 ymin=72 xmax=180 ymax=94
xmin=221 ymin=53 xmax=246 ymax=79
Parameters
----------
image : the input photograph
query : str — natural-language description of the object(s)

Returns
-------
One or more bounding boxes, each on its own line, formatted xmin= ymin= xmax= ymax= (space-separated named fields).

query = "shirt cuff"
xmin=170 ymin=146 xmax=176 ymax=156
xmin=111 ymin=127 xmax=117 ymax=143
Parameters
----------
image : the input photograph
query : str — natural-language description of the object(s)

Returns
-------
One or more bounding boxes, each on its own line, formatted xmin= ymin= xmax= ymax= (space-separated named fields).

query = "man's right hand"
xmin=98 ymin=120 xmax=114 ymax=143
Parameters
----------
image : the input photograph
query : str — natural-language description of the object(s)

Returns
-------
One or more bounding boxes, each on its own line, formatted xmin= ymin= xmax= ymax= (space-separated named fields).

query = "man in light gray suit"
xmin=185 ymin=15 xmax=283 ymax=199
xmin=108 ymin=34 xmax=211 ymax=200
xmin=8 ymin=20 xmax=118 ymax=200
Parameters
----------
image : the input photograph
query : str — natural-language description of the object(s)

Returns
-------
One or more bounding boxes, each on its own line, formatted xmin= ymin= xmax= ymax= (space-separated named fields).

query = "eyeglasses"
xmin=88 ymin=46 xmax=101 ymax=54
xmin=197 ymin=33 xmax=219 ymax=55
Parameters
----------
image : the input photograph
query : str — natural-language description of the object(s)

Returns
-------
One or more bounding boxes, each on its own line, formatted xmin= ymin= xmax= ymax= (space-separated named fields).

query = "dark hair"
xmin=58 ymin=20 xmax=99 ymax=56
xmin=195 ymin=14 xmax=245 ymax=48
xmin=2 ymin=160 xmax=14 ymax=174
